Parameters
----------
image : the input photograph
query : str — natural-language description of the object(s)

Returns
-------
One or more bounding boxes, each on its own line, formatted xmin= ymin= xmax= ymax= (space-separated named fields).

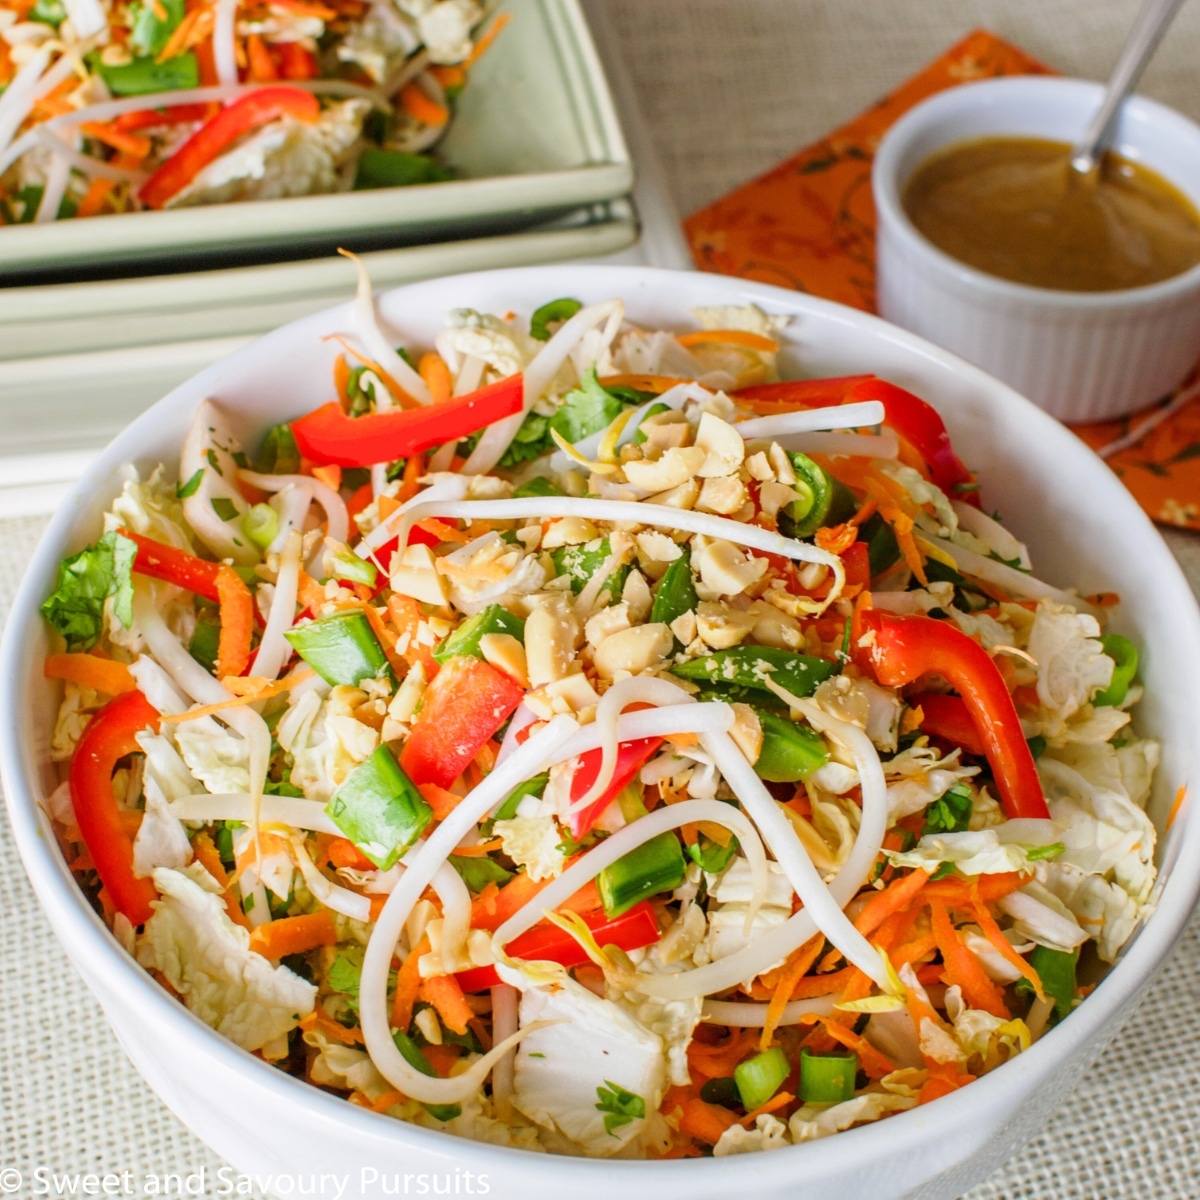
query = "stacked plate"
xmin=0 ymin=0 xmax=639 ymax=457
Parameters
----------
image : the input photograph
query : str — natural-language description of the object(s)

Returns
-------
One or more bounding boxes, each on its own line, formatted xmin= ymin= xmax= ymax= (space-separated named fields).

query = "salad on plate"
xmin=39 ymin=266 xmax=1160 ymax=1158
xmin=0 ymin=0 xmax=498 ymax=223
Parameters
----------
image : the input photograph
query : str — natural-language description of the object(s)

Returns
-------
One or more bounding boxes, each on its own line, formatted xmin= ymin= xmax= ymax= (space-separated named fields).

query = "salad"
xmin=0 ymin=0 xmax=499 ymax=223
xmin=39 ymin=268 xmax=1160 ymax=1159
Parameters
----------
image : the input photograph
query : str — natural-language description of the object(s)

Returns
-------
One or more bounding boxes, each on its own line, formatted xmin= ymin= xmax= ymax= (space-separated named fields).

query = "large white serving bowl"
xmin=3 ymin=265 xmax=1199 ymax=1200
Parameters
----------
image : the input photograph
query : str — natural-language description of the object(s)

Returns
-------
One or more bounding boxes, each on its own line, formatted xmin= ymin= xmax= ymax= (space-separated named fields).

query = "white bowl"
xmin=873 ymin=77 xmax=1200 ymax=424
xmin=4 ymin=265 xmax=1200 ymax=1200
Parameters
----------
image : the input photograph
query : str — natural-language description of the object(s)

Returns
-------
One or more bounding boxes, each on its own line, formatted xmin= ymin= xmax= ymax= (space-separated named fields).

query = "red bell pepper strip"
xmin=139 ymin=86 xmax=321 ymax=210
xmin=733 ymin=376 xmax=871 ymax=408
xmin=855 ymin=611 xmax=1048 ymax=820
xmin=69 ymin=691 xmax=162 ymax=926
xmin=909 ymin=691 xmax=987 ymax=758
xmin=398 ymin=655 xmax=525 ymax=789
xmin=291 ymin=373 xmax=525 ymax=468
xmin=567 ymin=736 xmax=665 ymax=840
xmin=454 ymin=900 xmax=660 ymax=992
xmin=120 ymin=528 xmax=221 ymax=602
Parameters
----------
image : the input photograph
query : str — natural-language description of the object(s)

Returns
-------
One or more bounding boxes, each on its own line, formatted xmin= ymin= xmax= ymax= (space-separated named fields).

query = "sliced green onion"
xmin=800 ymin=1048 xmax=857 ymax=1104
xmin=598 ymin=831 xmax=686 ymax=917
xmin=1093 ymin=634 xmax=1138 ymax=707
xmin=734 ymin=1046 xmax=790 ymax=1111
xmin=392 ymin=1030 xmax=461 ymax=1121
xmin=242 ymin=503 xmax=279 ymax=550
xmin=330 ymin=549 xmax=378 ymax=588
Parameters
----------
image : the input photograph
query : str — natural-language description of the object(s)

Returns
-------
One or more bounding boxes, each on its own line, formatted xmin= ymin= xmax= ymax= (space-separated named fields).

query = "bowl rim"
xmin=4 ymin=262 xmax=1200 ymax=1182
xmin=872 ymin=75 xmax=1200 ymax=309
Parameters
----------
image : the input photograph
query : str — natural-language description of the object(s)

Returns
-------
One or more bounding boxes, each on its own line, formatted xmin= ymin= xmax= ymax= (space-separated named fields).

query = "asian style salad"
xmin=0 ymin=0 xmax=498 ymax=223
xmin=39 ymin=266 xmax=1161 ymax=1159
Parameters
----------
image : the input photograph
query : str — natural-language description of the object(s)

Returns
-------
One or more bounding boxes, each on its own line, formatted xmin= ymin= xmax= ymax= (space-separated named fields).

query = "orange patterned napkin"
xmin=685 ymin=28 xmax=1200 ymax=532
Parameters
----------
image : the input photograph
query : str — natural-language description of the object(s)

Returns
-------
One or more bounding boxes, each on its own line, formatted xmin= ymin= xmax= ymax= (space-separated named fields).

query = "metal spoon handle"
xmin=1071 ymin=0 xmax=1187 ymax=173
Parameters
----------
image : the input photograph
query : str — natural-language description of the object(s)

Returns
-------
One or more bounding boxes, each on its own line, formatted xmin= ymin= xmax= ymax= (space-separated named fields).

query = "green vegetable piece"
xmin=1093 ymin=634 xmax=1138 ymax=708
xmin=329 ymin=549 xmax=378 ymax=588
xmin=256 ymin=423 xmax=301 ymax=475
xmin=778 ymin=453 xmax=858 ymax=539
xmin=176 ymin=468 xmax=204 ymax=499
xmin=214 ymin=820 xmax=240 ymax=869
xmin=327 ymin=949 xmax=363 ymax=1000
xmin=1027 ymin=735 xmax=1047 ymax=761
xmin=530 ymin=298 xmax=583 ymax=341
xmin=393 ymin=1030 xmax=461 ymax=1121
xmin=242 ymin=503 xmax=279 ymax=550
xmin=650 ymin=547 xmax=698 ymax=631
xmin=353 ymin=148 xmax=453 ymax=190
xmin=633 ymin=402 xmax=671 ymax=444
xmin=1025 ymin=842 xmax=1066 ymax=862
xmin=755 ymin=710 xmax=829 ymax=782
xmin=129 ymin=0 xmax=184 ymax=58
xmin=210 ymin=496 xmax=240 ymax=523
xmin=96 ymin=51 xmax=199 ymax=96
xmin=490 ymin=774 xmax=548 ymax=826
xmin=859 ymin=512 xmax=901 ymax=577
xmin=549 ymin=367 xmax=630 ymax=444
xmin=672 ymin=645 xmax=837 ymax=699
xmin=448 ymin=854 xmax=514 ymax=893
xmin=687 ymin=833 xmax=738 ymax=874
xmin=284 ymin=610 xmax=395 ymax=687
xmin=0 ymin=184 xmax=75 ymax=223
xmin=595 ymin=1080 xmax=645 ymax=1136
xmin=799 ymin=1048 xmax=857 ymax=1104
xmin=598 ymin=832 xmax=686 ymax=918
xmin=512 ymin=475 xmax=563 ymax=499
xmin=325 ymin=745 xmax=432 ymax=870
xmin=433 ymin=603 xmax=525 ymax=663
xmin=735 ymin=1046 xmax=790 ymax=1111
xmin=497 ymin=411 xmax=551 ymax=467
xmin=189 ymin=603 xmax=221 ymax=673
xmin=30 ymin=0 xmax=66 ymax=27
xmin=1018 ymin=946 xmax=1078 ymax=1023
xmin=551 ymin=537 xmax=628 ymax=603
xmin=40 ymin=531 xmax=137 ymax=652
xmin=922 ymin=783 xmax=973 ymax=836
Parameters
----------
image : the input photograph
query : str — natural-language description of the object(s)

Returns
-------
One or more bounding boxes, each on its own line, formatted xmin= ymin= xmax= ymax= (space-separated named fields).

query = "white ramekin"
xmin=873 ymin=77 xmax=1200 ymax=424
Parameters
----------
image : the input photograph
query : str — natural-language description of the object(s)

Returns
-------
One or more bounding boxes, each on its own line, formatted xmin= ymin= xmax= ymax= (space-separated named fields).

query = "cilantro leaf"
xmin=549 ymin=367 xmax=628 ymax=444
xmin=929 ymin=861 xmax=957 ymax=881
xmin=40 ymin=531 xmax=137 ymax=651
xmin=922 ymin=784 xmax=973 ymax=836
xmin=498 ymin=411 xmax=551 ymax=467
xmin=327 ymin=949 xmax=364 ymax=1000
xmin=595 ymin=1080 xmax=645 ymax=1136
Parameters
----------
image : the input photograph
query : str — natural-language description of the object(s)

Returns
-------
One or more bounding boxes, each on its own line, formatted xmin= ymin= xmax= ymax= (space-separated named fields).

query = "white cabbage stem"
xmin=950 ymin=500 xmax=1031 ymax=569
xmin=570 ymin=676 xmax=696 ymax=815
xmin=359 ymin=717 xmax=580 ymax=1103
xmin=735 ymin=400 xmax=885 ymax=440
xmin=170 ymin=793 xmax=339 ymax=833
xmin=364 ymin=497 xmax=846 ymax=609
xmin=492 ymin=798 xmax=768 ymax=955
xmin=240 ymin=470 xmax=349 ymax=545
xmin=702 ymin=729 xmax=889 ymax=989
xmin=462 ymin=300 xmax=624 ymax=475
xmin=253 ymin=530 xmax=302 ymax=682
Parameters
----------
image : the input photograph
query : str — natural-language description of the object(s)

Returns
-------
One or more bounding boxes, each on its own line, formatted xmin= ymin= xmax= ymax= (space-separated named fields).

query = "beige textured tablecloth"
xmin=4 ymin=3 xmax=1200 ymax=1196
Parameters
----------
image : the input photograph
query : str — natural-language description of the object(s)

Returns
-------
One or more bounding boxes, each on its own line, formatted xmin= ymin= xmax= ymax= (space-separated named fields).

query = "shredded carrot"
xmin=327 ymin=837 xmax=376 ymax=871
xmin=362 ymin=603 xmax=408 ymax=680
xmin=245 ymin=33 xmax=279 ymax=81
xmin=929 ymin=899 xmax=1009 ymax=1018
xmin=759 ymin=934 xmax=824 ymax=1051
xmin=311 ymin=463 xmax=342 ymax=492
xmin=687 ymin=1027 xmax=757 ymax=1081
xmin=819 ymin=1020 xmax=896 ymax=1080
xmin=269 ymin=0 xmax=337 ymax=16
xmin=213 ymin=565 xmax=253 ymax=678
xmin=597 ymin=373 xmax=688 ymax=394
xmin=75 ymin=177 xmax=116 ymax=220
xmin=919 ymin=1061 xmax=975 ymax=1105
xmin=465 ymin=10 xmax=511 ymax=66
xmin=418 ymin=352 xmax=452 ymax=406
xmin=156 ymin=7 xmax=204 ymax=61
xmin=333 ymin=353 xmax=353 ymax=408
xmin=44 ymin=652 xmax=137 ymax=696
xmin=419 ymin=782 xmax=462 ymax=822
xmin=1168 ymin=784 xmax=1187 ymax=830
xmin=192 ymin=833 xmax=252 ymax=931
xmin=392 ymin=932 xmax=430 ymax=1034
xmin=162 ymin=671 xmax=304 ymax=722
xmin=428 ymin=63 xmax=465 ymax=89
xmin=400 ymin=80 xmax=449 ymax=126
xmin=416 ymin=516 xmax=470 ymax=544
xmin=970 ymin=900 xmax=1045 ymax=1001
xmin=890 ymin=931 xmax=938 ymax=971
xmin=79 ymin=121 xmax=152 ymax=159
xmin=371 ymin=1089 xmax=404 ymax=1113
xmin=677 ymin=1096 xmax=739 ymax=1145
xmin=738 ymin=1090 xmax=794 ymax=1128
xmin=298 ymin=1009 xmax=364 ymax=1045
xmin=324 ymin=333 xmax=421 ymax=409
xmin=397 ymin=452 xmax=424 ymax=504
xmin=924 ymin=871 xmax=1027 ymax=904
xmin=421 ymin=1042 xmax=462 ymax=1077
xmin=451 ymin=838 xmax=504 ymax=857
xmin=676 ymin=329 xmax=779 ymax=353
xmin=418 ymin=973 xmax=473 ymax=1035
xmin=248 ymin=910 xmax=337 ymax=959
xmin=855 ymin=868 xmax=930 ymax=938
